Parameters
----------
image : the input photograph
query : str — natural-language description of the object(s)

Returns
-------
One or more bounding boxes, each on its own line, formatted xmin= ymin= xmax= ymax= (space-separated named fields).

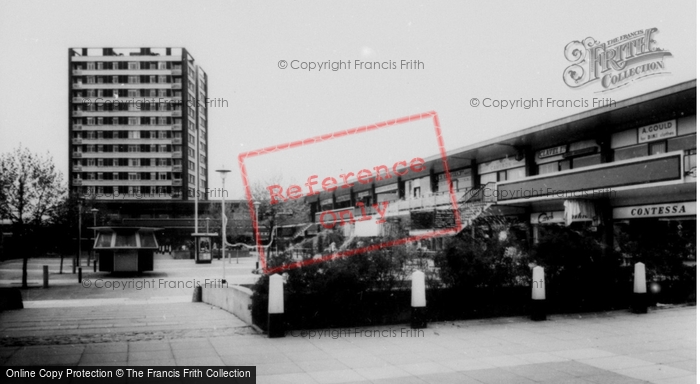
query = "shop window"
xmin=649 ymin=141 xmax=667 ymax=156
xmin=685 ymin=149 xmax=696 ymax=176
xmin=480 ymin=172 xmax=498 ymax=184
xmin=538 ymin=162 xmax=558 ymax=175
xmin=506 ymin=167 xmax=526 ymax=180
xmin=572 ymin=154 xmax=602 ymax=169
xmin=668 ymin=134 xmax=696 ymax=152
xmin=358 ymin=194 xmax=372 ymax=207
xmin=614 ymin=144 xmax=648 ymax=161
xmin=559 ymin=159 xmax=571 ymax=171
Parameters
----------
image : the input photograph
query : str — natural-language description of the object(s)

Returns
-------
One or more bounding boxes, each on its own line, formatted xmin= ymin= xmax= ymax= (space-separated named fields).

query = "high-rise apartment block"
xmin=69 ymin=47 xmax=208 ymax=201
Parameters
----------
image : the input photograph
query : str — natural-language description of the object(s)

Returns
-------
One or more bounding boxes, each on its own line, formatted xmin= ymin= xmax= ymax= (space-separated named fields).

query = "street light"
xmin=253 ymin=200 xmax=261 ymax=270
xmin=89 ymin=208 xmax=99 ymax=267
xmin=215 ymin=167 xmax=231 ymax=284
xmin=76 ymin=198 xmax=83 ymax=272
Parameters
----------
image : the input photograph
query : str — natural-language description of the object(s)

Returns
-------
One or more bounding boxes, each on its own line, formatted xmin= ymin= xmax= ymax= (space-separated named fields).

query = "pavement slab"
xmin=0 ymin=257 xmax=695 ymax=384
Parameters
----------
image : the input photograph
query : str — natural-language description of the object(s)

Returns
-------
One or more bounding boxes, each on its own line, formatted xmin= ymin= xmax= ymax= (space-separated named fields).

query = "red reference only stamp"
xmin=238 ymin=111 xmax=461 ymax=274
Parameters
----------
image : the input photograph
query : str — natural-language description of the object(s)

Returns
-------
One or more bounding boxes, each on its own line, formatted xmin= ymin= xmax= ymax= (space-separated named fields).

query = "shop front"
xmin=613 ymin=201 xmax=696 ymax=266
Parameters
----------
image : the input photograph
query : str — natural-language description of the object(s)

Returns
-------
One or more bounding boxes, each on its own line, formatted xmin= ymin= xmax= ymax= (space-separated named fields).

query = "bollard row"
xmin=257 ymin=264 xmax=649 ymax=338
xmin=529 ymin=262 xmax=649 ymax=321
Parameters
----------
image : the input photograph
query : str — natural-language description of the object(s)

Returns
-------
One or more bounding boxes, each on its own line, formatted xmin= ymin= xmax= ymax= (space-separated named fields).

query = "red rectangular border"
xmin=238 ymin=111 xmax=461 ymax=274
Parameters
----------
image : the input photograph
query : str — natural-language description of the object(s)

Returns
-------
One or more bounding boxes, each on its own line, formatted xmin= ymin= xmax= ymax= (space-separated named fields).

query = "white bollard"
xmin=632 ymin=262 xmax=647 ymax=313
xmin=531 ymin=266 xmax=546 ymax=321
xmin=411 ymin=271 xmax=427 ymax=329
xmin=268 ymin=274 xmax=285 ymax=337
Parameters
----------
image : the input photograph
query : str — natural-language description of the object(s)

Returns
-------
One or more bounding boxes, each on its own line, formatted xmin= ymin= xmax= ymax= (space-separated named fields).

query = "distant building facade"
xmin=68 ymin=47 xmax=208 ymax=201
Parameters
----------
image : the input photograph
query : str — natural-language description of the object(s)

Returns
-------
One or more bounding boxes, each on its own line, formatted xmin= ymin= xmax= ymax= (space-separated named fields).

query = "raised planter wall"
xmin=202 ymin=285 xmax=254 ymax=325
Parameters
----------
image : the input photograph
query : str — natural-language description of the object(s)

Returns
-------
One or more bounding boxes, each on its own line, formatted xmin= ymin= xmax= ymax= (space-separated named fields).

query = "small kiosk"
xmin=192 ymin=232 xmax=218 ymax=264
xmin=93 ymin=227 xmax=161 ymax=272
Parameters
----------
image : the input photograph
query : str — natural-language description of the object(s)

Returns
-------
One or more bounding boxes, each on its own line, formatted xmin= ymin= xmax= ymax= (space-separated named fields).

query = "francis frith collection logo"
xmin=563 ymin=28 xmax=672 ymax=92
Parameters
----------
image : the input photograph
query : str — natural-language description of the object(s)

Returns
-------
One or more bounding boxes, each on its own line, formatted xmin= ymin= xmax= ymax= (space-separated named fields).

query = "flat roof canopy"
xmin=92 ymin=227 xmax=161 ymax=250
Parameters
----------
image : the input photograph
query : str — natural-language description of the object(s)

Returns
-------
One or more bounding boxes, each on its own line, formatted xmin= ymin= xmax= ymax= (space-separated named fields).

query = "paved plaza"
xmin=0 ymin=256 xmax=696 ymax=384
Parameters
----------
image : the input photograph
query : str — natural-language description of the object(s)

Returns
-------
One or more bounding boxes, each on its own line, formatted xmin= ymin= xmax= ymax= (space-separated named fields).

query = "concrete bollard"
xmin=192 ymin=286 xmax=202 ymax=302
xmin=43 ymin=266 xmax=49 ymax=289
xmin=268 ymin=274 xmax=285 ymax=338
xmin=531 ymin=266 xmax=546 ymax=321
xmin=411 ymin=270 xmax=427 ymax=329
xmin=632 ymin=262 xmax=648 ymax=314
xmin=78 ymin=267 xmax=82 ymax=284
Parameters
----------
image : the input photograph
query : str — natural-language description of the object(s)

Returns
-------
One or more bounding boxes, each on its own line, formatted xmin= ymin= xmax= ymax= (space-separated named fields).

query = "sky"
xmin=0 ymin=0 xmax=696 ymax=199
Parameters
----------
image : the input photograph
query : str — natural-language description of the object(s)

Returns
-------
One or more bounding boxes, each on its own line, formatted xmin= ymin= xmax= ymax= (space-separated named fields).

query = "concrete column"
xmin=632 ymin=262 xmax=648 ymax=314
xmin=531 ymin=266 xmax=546 ymax=321
xmin=192 ymin=286 xmax=202 ymax=302
xmin=43 ymin=266 xmax=49 ymax=288
xmin=268 ymin=274 xmax=285 ymax=338
xmin=411 ymin=271 xmax=427 ymax=329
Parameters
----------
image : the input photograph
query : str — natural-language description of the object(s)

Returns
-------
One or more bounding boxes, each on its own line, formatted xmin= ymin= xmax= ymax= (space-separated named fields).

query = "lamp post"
xmin=253 ymin=201 xmax=261 ymax=270
xmin=77 ymin=199 xmax=83 ymax=271
xmin=89 ymin=208 xmax=99 ymax=266
xmin=215 ymin=167 xmax=231 ymax=283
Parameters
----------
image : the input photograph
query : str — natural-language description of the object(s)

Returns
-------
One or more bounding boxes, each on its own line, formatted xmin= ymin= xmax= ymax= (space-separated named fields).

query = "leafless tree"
xmin=0 ymin=146 xmax=65 ymax=288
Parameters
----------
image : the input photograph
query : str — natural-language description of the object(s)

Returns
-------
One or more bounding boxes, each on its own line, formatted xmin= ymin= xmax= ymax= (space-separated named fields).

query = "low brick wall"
xmin=0 ymin=288 xmax=23 ymax=311
xmin=201 ymin=285 xmax=254 ymax=325
xmin=172 ymin=250 xmax=192 ymax=259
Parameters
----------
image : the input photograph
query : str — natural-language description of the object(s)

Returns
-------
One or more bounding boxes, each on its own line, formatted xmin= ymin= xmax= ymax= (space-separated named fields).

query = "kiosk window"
xmin=139 ymin=232 xmax=156 ymax=247
xmin=96 ymin=233 xmax=112 ymax=248
xmin=115 ymin=233 xmax=138 ymax=247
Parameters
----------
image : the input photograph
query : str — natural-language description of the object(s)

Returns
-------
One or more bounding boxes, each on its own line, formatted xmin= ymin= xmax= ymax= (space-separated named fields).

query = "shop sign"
xmin=530 ymin=211 xmax=592 ymax=224
xmin=356 ymin=191 xmax=371 ymax=198
xmin=478 ymin=157 xmax=524 ymax=174
xmin=613 ymin=201 xmax=695 ymax=219
xmin=375 ymin=184 xmax=398 ymax=193
xmin=537 ymin=145 xmax=567 ymax=159
xmin=638 ymin=120 xmax=676 ymax=143
xmin=437 ymin=169 xmax=470 ymax=181
xmin=320 ymin=198 xmax=333 ymax=205
xmin=336 ymin=194 xmax=351 ymax=202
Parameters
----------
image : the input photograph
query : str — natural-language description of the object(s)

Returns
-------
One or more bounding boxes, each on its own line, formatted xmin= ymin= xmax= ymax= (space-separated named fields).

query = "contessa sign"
xmin=613 ymin=201 xmax=696 ymax=219
xmin=563 ymin=27 xmax=673 ymax=92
